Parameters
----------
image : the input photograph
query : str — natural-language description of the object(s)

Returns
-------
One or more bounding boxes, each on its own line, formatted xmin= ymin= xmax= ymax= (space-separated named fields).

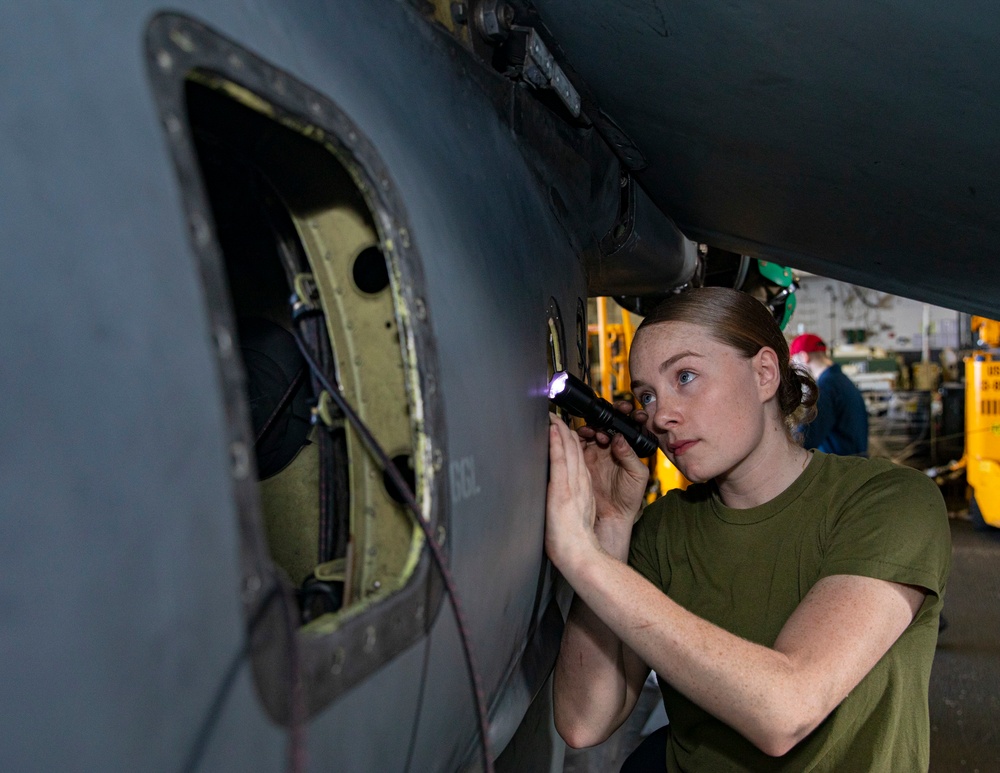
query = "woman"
xmin=546 ymin=287 xmax=950 ymax=772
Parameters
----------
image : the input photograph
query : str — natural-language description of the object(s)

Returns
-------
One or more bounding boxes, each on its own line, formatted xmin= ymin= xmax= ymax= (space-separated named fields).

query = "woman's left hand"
xmin=545 ymin=415 xmax=602 ymax=574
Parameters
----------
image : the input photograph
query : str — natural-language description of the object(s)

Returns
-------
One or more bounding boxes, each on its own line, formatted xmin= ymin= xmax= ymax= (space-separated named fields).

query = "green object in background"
xmin=779 ymin=292 xmax=797 ymax=330
xmin=757 ymin=260 xmax=797 ymax=330
xmin=758 ymin=260 xmax=795 ymax=287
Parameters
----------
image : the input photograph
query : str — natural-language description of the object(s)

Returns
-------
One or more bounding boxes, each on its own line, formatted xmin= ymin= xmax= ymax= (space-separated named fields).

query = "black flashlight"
xmin=547 ymin=371 xmax=659 ymax=457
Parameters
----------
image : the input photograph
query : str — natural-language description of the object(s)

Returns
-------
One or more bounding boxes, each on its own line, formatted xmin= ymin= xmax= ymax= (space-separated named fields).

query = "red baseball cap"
xmin=789 ymin=333 xmax=827 ymax=355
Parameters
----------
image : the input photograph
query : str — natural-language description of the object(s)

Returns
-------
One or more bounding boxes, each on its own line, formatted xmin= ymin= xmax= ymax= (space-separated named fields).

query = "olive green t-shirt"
xmin=628 ymin=451 xmax=951 ymax=772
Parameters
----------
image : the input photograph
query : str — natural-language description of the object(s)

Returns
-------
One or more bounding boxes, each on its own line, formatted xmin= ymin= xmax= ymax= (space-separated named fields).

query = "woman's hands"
xmin=545 ymin=416 xmax=600 ymax=573
xmin=545 ymin=407 xmax=651 ymax=575
xmin=577 ymin=401 xmax=651 ymax=531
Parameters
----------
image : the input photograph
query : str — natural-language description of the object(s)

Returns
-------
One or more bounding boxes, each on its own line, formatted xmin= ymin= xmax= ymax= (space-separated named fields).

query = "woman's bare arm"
xmin=563 ymin=550 xmax=924 ymax=756
xmin=552 ymin=595 xmax=651 ymax=748
xmin=547 ymin=417 xmax=652 ymax=746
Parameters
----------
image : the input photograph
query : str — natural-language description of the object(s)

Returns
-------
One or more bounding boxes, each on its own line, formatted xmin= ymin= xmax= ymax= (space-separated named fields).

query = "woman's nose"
xmin=651 ymin=401 xmax=678 ymax=430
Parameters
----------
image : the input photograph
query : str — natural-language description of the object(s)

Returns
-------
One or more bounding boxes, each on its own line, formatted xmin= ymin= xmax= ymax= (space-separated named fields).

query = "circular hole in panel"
xmin=383 ymin=453 xmax=416 ymax=504
xmin=352 ymin=245 xmax=390 ymax=294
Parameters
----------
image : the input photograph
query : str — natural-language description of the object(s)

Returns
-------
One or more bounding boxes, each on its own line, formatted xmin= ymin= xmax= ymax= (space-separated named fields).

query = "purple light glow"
xmin=548 ymin=372 xmax=569 ymax=399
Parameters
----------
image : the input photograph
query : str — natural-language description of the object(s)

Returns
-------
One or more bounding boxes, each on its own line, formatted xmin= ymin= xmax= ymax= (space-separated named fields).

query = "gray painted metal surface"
xmin=535 ymin=0 xmax=1000 ymax=316
xmin=0 ymin=1 xmax=627 ymax=769
xmin=5 ymin=1 xmax=996 ymax=771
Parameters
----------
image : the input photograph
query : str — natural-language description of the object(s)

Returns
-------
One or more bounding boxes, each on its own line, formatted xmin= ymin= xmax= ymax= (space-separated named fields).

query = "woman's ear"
xmin=753 ymin=347 xmax=781 ymax=402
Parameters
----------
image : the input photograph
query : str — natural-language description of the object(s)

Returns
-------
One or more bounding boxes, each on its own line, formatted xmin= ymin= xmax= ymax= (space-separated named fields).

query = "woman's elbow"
xmin=558 ymin=727 xmax=597 ymax=751
xmin=746 ymin=697 xmax=830 ymax=757
xmin=748 ymin=700 xmax=827 ymax=757
xmin=553 ymin=700 xmax=625 ymax=749
xmin=554 ymin=716 xmax=612 ymax=750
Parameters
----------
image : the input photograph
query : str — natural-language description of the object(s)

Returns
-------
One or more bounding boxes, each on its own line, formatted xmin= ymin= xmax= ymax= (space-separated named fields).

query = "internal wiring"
xmin=291 ymin=313 xmax=495 ymax=773
xmin=253 ymin=366 xmax=307 ymax=447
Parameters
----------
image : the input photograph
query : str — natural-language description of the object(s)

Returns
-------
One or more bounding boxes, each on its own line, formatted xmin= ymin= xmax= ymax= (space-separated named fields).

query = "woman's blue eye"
xmin=678 ymin=370 xmax=695 ymax=385
xmin=639 ymin=393 xmax=655 ymax=406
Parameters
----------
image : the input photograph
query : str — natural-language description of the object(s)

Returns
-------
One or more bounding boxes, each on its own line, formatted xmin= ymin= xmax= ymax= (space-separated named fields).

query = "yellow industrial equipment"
xmin=964 ymin=316 xmax=1000 ymax=528
xmin=589 ymin=297 xmax=688 ymax=501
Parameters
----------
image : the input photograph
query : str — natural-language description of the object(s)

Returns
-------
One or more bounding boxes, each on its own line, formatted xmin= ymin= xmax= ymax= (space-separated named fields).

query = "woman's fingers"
xmin=549 ymin=415 xmax=583 ymax=486
xmin=571 ymin=401 xmax=648 ymax=449
xmin=578 ymin=424 xmax=615 ymax=447
xmin=609 ymin=433 xmax=651 ymax=476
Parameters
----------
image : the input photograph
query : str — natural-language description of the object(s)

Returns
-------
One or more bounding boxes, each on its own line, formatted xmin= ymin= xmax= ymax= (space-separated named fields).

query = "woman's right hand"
xmin=576 ymin=400 xmax=650 ymax=531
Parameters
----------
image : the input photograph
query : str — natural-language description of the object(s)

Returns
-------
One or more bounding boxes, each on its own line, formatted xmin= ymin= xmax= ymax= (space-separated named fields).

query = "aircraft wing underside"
xmin=533 ymin=0 xmax=1000 ymax=316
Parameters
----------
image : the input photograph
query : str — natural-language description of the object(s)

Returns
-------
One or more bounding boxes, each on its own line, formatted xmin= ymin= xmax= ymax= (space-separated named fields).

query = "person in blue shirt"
xmin=790 ymin=334 xmax=869 ymax=456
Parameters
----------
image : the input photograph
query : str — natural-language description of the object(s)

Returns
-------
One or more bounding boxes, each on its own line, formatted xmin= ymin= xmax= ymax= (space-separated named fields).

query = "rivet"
xmin=330 ymin=647 xmax=346 ymax=675
xmin=214 ymin=326 xmax=233 ymax=356
xmin=242 ymin=575 xmax=261 ymax=599
xmin=156 ymin=50 xmax=173 ymax=71
xmin=231 ymin=442 xmax=250 ymax=479
xmin=169 ymin=29 xmax=195 ymax=52
xmin=227 ymin=53 xmax=243 ymax=69
xmin=190 ymin=212 xmax=211 ymax=247
xmin=165 ymin=114 xmax=182 ymax=137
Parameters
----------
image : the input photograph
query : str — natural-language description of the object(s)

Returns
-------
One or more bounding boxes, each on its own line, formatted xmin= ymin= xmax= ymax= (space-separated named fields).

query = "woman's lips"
xmin=668 ymin=439 xmax=697 ymax=456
